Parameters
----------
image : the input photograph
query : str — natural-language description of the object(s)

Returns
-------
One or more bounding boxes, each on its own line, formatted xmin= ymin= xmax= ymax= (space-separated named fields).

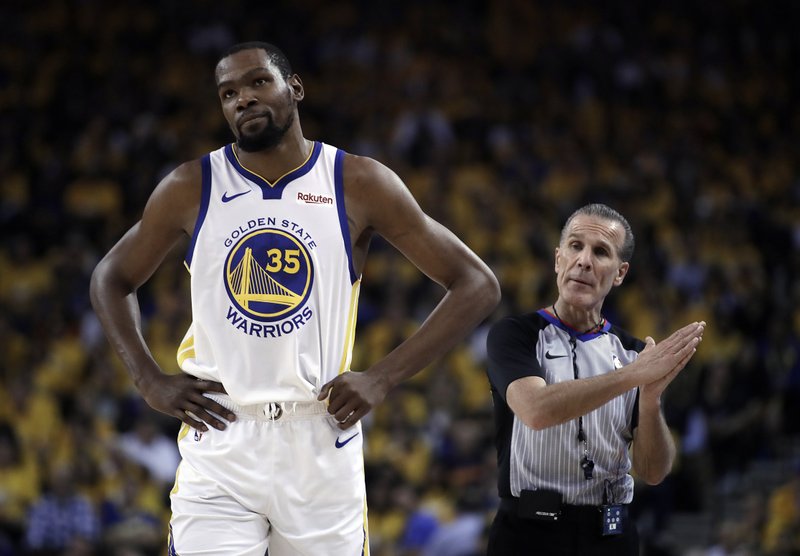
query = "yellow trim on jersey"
xmin=362 ymin=494 xmax=370 ymax=555
xmin=178 ymin=335 xmax=194 ymax=353
xmin=336 ymin=279 xmax=361 ymax=375
xmin=177 ymin=335 xmax=196 ymax=367
xmin=183 ymin=260 xmax=191 ymax=274
xmin=170 ymin=461 xmax=183 ymax=495
xmin=231 ymin=142 xmax=316 ymax=187
xmin=177 ymin=348 xmax=196 ymax=366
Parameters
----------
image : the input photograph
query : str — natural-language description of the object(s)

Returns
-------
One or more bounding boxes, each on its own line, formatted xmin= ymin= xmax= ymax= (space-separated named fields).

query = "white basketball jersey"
xmin=177 ymin=142 xmax=360 ymax=405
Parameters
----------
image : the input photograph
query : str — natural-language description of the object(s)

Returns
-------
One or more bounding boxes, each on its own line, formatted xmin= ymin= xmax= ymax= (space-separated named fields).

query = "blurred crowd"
xmin=1 ymin=0 xmax=799 ymax=555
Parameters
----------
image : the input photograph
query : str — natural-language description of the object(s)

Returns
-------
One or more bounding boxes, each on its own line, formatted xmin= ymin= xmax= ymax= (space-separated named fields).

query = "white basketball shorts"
xmin=168 ymin=395 xmax=369 ymax=556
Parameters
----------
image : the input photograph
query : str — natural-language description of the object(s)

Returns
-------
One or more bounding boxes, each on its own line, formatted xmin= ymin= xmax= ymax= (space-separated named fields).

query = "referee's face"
xmin=554 ymin=215 xmax=629 ymax=312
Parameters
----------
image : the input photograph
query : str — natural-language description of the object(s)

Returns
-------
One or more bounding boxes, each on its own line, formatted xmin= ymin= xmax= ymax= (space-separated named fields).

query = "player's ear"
xmin=554 ymin=247 xmax=561 ymax=274
xmin=288 ymin=74 xmax=304 ymax=102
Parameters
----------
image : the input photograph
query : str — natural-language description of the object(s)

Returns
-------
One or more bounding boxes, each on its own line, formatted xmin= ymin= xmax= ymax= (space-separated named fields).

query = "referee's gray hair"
xmin=560 ymin=203 xmax=635 ymax=262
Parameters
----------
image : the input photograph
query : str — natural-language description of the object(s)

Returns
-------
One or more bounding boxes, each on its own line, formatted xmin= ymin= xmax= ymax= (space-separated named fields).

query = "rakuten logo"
xmin=297 ymin=192 xmax=334 ymax=205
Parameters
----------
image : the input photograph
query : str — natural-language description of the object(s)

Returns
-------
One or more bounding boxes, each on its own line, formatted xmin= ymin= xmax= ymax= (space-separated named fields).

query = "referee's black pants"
xmin=487 ymin=503 xmax=639 ymax=555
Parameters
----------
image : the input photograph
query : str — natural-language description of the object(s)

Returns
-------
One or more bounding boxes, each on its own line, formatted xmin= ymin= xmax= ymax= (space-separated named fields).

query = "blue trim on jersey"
xmin=185 ymin=154 xmax=212 ymax=269
xmin=334 ymin=148 xmax=358 ymax=284
xmin=168 ymin=523 xmax=177 ymax=555
xmin=224 ymin=141 xmax=323 ymax=200
xmin=538 ymin=308 xmax=611 ymax=341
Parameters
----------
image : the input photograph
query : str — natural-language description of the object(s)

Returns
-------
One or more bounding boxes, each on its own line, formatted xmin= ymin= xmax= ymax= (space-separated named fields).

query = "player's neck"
xmin=234 ymin=131 xmax=312 ymax=183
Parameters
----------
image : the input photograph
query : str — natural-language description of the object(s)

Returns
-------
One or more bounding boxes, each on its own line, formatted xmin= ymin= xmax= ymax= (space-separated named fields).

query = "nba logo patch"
xmin=194 ymin=430 xmax=203 ymax=442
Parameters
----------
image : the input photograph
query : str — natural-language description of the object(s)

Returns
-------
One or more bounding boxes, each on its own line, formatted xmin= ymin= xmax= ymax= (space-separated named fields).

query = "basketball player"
xmin=90 ymin=42 xmax=500 ymax=555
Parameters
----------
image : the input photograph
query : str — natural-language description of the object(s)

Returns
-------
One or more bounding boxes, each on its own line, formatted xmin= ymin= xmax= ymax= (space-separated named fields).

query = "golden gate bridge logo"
xmin=224 ymin=228 xmax=313 ymax=321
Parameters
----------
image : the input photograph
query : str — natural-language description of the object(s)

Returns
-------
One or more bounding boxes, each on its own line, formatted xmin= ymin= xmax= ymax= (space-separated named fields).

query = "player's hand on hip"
xmin=141 ymin=373 xmax=236 ymax=432
xmin=318 ymin=370 xmax=390 ymax=430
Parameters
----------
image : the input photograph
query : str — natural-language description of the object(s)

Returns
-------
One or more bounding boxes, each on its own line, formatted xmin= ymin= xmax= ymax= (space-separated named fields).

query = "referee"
xmin=485 ymin=204 xmax=705 ymax=555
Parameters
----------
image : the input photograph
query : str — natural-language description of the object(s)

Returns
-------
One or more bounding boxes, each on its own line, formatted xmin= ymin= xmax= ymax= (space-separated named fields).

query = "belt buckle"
xmin=264 ymin=403 xmax=283 ymax=420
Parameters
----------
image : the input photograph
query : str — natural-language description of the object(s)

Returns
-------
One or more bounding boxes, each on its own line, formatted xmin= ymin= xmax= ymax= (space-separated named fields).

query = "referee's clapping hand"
xmin=632 ymin=320 xmax=705 ymax=390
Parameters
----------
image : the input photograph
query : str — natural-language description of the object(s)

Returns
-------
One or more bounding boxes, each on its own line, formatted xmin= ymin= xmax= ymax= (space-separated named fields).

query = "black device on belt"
xmin=517 ymin=489 xmax=562 ymax=521
xmin=502 ymin=488 xmax=627 ymax=536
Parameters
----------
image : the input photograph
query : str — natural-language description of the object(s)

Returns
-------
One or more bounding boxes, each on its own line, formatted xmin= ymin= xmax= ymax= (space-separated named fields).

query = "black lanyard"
xmin=569 ymin=335 xmax=595 ymax=480
xmin=553 ymin=305 xmax=602 ymax=480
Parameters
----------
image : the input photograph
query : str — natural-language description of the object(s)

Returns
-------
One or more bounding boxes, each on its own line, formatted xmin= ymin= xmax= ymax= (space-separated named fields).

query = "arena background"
xmin=1 ymin=1 xmax=799 ymax=554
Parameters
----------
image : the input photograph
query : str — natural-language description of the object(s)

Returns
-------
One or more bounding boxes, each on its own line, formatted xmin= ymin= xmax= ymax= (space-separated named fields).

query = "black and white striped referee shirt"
xmin=486 ymin=309 xmax=646 ymax=506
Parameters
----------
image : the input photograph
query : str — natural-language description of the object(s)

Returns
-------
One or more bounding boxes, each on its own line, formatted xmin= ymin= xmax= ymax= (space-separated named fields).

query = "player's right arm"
xmin=90 ymin=160 xmax=235 ymax=431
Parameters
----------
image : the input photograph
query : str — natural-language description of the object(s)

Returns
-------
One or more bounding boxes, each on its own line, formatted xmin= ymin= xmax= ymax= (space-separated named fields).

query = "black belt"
xmin=499 ymin=497 xmax=625 ymax=520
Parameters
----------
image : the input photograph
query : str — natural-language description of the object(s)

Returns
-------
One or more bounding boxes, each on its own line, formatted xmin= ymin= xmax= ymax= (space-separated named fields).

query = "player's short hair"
xmin=561 ymin=203 xmax=635 ymax=262
xmin=218 ymin=41 xmax=293 ymax=79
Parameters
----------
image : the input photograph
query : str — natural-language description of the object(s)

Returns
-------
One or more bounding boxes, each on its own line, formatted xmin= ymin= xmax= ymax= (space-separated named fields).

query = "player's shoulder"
xmin=143 ymin=158 xmax=205 ymax=225
xmin=340 ymin=152 xmax=398 ymax=189
xmin=150 ymin=158 xmax=204 ymax=199
xmin=164 ymin=158 xmax=204 ymax=188
xmin=338 ymin=151 xmax=417 ymax=230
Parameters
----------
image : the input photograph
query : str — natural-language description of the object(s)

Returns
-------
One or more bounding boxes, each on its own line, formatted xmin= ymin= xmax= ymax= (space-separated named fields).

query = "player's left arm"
xmin=319 ymin=154 xmax=500 ymax=428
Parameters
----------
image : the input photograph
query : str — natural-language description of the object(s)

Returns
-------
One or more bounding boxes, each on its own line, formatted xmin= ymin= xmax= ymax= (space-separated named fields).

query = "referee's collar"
xmin=539 ymin=308 xmax=610 ymax=341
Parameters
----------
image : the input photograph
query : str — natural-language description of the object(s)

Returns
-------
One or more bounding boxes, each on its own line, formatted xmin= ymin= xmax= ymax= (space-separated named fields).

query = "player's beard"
xmin=237 ymin=112 xmax=294 ymax=152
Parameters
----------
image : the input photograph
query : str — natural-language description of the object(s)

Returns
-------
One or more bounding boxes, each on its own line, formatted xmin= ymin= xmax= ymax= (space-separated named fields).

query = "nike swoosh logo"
xmin=335 ymin=432 xmax=359 ymax=449
xmin=545 ymin=351 xmax=567 ymax=359
xmin=221 ymin=190 xmax=252 ymax=203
